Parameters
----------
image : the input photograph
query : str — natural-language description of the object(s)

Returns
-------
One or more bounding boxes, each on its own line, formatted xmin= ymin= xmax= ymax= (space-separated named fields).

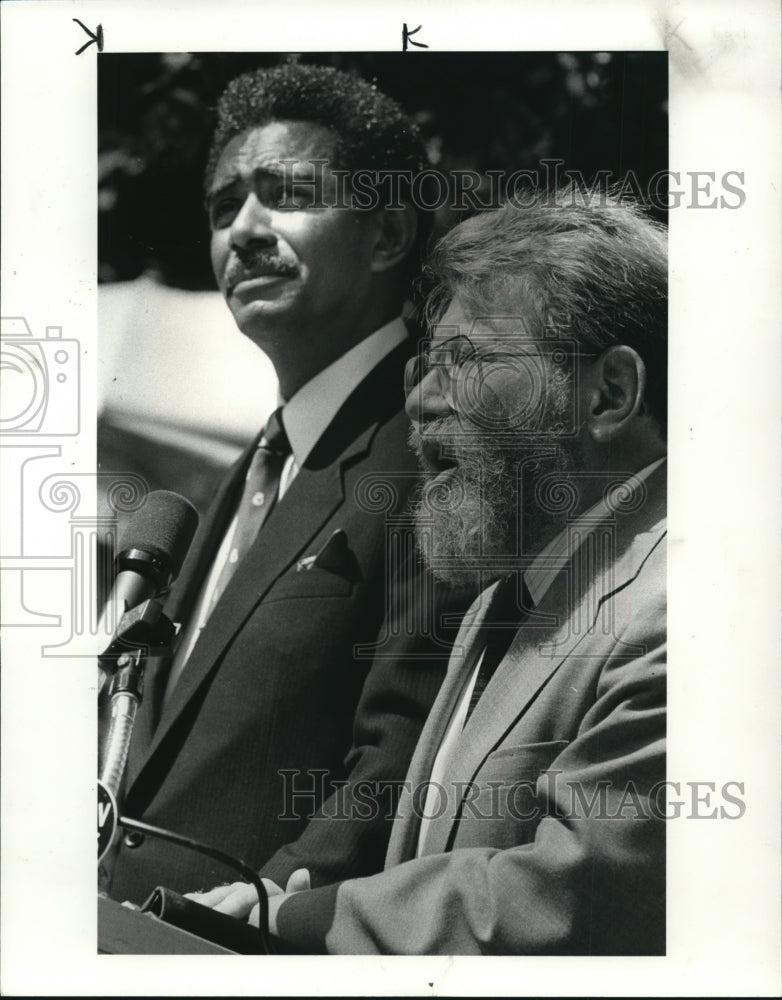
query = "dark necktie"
xmin=464 ymin=572 xmax=534 ymax=723
xmin=209 ymin=407 xmax=291 ymax=612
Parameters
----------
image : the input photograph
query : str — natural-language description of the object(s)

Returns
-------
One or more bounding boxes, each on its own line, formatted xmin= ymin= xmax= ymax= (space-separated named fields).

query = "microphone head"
xmin=118 ymin=490 xmax=199 ymax=584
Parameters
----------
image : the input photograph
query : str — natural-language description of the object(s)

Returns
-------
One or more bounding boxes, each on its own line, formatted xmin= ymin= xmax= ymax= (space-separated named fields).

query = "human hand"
xmin=184 ymin=878 xmax=279 ymax=925
xmin=185 ymin=868 xmax=311 ymax=933
xmin=265 ymin=868 xmax=311 ymax=936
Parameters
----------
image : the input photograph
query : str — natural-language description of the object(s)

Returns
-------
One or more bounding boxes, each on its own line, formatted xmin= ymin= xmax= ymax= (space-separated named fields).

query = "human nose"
xmin=404 ymin=360 xmax=452 ymax=425
xmin=229 ymin=193 xmax=277 ymax=251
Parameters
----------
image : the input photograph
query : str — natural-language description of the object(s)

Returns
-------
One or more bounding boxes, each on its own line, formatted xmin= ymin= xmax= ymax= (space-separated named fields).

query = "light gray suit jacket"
xmin=277 ymin=464 xmax=667 ymax=954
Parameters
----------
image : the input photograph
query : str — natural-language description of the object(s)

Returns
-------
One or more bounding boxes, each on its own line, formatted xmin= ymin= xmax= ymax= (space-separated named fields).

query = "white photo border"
xmin=1 ymin=0 xmax=780 ymax=995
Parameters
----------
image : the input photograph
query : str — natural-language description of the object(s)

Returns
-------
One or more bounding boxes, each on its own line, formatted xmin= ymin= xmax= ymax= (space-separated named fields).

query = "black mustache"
xmin=225 ymin=252 xmax=298 ymax=291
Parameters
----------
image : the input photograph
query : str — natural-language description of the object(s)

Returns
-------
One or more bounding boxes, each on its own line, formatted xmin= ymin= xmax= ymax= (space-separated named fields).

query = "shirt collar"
xmin=524 ymin=456 xmax=667 ymax=607
xmin=278 ymin=316 xmax=409 ymax=469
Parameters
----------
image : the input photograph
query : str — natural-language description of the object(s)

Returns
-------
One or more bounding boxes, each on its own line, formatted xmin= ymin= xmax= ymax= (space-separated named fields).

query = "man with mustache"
xmin=104 ymin=62 xmax=473 ymax=905
xmin=195 ymin=190 xmax=669 ymax=955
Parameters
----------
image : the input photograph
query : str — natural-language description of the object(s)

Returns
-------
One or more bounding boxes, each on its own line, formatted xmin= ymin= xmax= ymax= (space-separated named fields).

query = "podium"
xmin=98 ymin=895 xmax=235 ymax=954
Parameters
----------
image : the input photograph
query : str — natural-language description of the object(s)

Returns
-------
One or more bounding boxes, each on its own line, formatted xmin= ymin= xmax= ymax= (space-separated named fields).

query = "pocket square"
xmin=296 ymin=529 xmax=358 ymax=579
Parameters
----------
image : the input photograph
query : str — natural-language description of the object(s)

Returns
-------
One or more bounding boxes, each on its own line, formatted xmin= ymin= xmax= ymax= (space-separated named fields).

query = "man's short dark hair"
xmin=205 ymin=62 xmax=433 ymax=278
xmin=423 ymin=189 xmax=668 ymax=435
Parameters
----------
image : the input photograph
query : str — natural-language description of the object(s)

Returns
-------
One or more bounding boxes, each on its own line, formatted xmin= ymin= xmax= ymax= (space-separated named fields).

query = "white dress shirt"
xmin=415 ymin=456 xmax=666 ymax=856
xmin=163 ymin=317 xmax=409 ymax=703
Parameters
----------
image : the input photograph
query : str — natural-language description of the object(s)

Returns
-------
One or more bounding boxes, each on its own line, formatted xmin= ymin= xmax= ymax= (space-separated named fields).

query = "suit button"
xmin=123 ymin=830 xmax=145 ymax=849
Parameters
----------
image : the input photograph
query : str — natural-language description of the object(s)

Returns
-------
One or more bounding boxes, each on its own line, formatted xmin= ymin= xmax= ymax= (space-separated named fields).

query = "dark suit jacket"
xmin=276 ymin=464 xmax=667 ymax=954
xmin=106 ymin=339 xmax=473 ymax=904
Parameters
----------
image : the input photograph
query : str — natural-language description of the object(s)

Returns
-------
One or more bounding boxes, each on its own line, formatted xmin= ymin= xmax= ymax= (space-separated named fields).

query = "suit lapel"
xmin=127 ymin=338 xmax=415 ymax=792
xmin=413 ymin=465 xmax=668 ymax=859
xmin=384 ymin=587 xmax=497 ymax=868
xmin=127 ymin=449 xmax=252 ymax=764
xmin=412 ymin=572 xmax=577 ymax=858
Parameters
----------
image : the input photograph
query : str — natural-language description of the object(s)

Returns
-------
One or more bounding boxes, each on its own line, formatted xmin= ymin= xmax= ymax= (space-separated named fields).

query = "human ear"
xmin=583 ymin=345 xmax=647 ymax=443
xmin=369 ymin=202 xmax=418 ymax=273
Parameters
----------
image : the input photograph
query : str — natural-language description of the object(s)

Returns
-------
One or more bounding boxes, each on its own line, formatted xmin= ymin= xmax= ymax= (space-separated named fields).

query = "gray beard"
xmin=409 ymin=372 xmax=584 ymax=588
xmin=409 ymin=357 xmax=585 ymax=588
xmin=412 ymin=440 xmax=579 ymax=588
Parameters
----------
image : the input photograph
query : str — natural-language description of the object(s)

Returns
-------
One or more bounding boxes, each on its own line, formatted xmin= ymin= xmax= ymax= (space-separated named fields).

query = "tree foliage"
xmin=99 ymin=52 xmax=667 ymax=289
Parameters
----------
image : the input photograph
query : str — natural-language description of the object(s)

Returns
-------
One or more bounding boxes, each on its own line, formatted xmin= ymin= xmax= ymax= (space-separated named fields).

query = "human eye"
xmin=255 ymin=175 xmax=289 ymax=209
xmin=208 ymin=193 xmax=242 ymax=229
xmin=474 ymin=349 xmax=517 ymax=366
xmin=425 ymin=344 xmax=448 ymax=369
xmin=282 ymin=176 xmax=327 ymax=211
xmin=255 ymin=171 xmax=318 ymax=211
xmin=429 ymin=336 xmax=472 ymax=370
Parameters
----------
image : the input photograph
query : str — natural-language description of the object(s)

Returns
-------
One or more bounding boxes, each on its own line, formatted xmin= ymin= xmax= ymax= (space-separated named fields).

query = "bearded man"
xmin=193 ymin=190 xmax=669 ymax=956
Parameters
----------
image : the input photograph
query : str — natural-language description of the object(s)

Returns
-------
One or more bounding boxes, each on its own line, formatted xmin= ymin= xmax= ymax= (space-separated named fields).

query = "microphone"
xmin=98 ymin=490 xmax=199 ymax=688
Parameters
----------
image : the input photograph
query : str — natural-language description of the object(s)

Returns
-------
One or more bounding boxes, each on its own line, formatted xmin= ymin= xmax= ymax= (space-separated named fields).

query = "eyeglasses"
xmin=404 ymin=331 xmax=592 ymax=433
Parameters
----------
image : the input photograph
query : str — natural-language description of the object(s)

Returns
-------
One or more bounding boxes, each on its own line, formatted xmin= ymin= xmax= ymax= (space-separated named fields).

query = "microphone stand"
xmin=96 ymin=602 xmax=274 ymax=953
xmin=98 ymin=598 xmax=176 ymax=797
